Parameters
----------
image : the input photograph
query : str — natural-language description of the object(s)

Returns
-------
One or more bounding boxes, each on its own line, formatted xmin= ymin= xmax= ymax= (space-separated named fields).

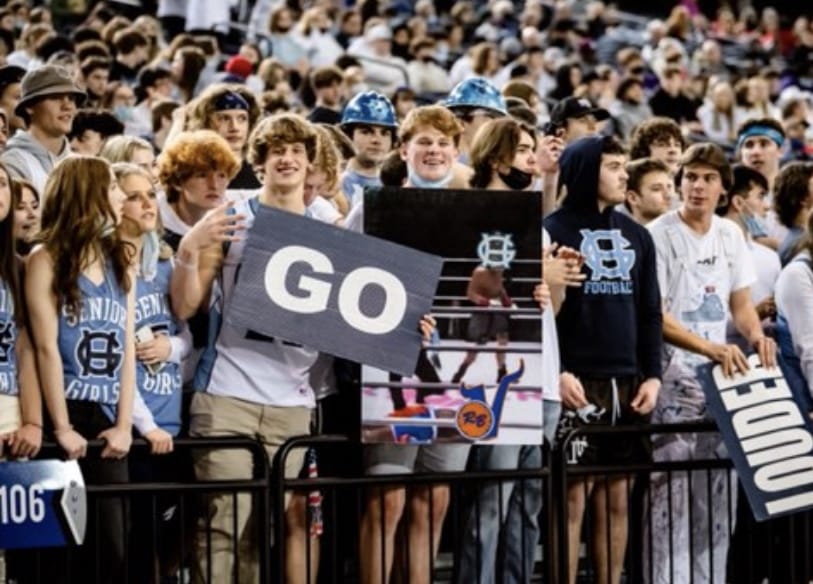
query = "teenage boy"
xmin=544 ymin=135 xmax=663 ymax=584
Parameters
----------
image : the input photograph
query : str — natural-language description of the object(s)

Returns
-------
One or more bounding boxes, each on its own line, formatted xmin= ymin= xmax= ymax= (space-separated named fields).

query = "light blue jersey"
xmin=0 ymin=280 xmax=19 ymax=396
xmin=340 ymin=168 xmax=381 ymax=208
xmin=134 ymin=260 xmax=182 ymax=435
xmin=59 ymin=269 xmax=127 ymax=408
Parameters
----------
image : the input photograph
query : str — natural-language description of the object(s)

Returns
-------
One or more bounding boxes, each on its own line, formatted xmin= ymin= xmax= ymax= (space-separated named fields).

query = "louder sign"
xmin=226 ymin=205 xmax=443 ymax=375
xmin=699 ymin=354 xmax=813 ymax=520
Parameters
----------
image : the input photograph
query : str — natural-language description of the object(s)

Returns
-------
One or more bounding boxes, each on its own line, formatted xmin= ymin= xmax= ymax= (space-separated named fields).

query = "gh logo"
xmin=579 ymin=229 xmax=635 ymax=280
xmin=0 ymin=321 xmax=13 ymax=364
xmin=477 ymin=232 xmax=516 ymax=269
xmin=76 ymin=330 xmax=121 ymax=378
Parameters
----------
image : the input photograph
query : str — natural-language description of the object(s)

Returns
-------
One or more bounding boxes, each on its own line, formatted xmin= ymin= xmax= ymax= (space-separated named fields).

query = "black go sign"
xmin=226 ymin=205 xmax=443 ymax=375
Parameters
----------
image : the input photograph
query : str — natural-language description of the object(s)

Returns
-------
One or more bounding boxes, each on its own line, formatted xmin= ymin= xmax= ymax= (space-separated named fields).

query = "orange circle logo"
xmin=455 ymin=400 xmax=495 ymax=440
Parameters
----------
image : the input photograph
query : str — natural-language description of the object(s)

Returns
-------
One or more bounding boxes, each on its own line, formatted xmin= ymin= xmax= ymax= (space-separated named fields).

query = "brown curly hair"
xmin=38 ymin=156 xmax=133 ymax=316
xmin=629 ymin=117 xmax=685 ymax=161
xmin=248 ymin=113 xmax=318 ymax=168
xmin=157 ymin=130 xmax=240 ymax=203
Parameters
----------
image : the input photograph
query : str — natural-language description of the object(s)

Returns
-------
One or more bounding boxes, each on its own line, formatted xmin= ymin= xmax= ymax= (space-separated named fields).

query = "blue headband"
xmin=213 ymin=91 xmax=250 ymax=112
xmin=737 ymin=125 xmax=785 ymax=150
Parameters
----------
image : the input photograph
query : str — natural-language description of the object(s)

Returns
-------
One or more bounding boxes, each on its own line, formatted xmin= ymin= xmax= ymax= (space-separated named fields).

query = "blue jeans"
xmin=456 ymin=401 xmax=561 ymax=584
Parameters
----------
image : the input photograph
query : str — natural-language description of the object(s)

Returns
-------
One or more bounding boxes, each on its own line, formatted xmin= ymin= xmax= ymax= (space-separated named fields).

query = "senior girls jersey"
xmin=135 ymin=260 xmax=183 ymax=435
xmin=195 ymin=196 xmax=321 ymax=408
xmin=0 ymin=279 xmax=19 ymax=396
xmin=59 ymin=269 xmax=127 ymax=406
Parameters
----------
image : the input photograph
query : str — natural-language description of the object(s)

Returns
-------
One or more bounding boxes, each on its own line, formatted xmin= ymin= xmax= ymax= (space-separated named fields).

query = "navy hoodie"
xmin=544 ymin=136 xmax=662 ymax=380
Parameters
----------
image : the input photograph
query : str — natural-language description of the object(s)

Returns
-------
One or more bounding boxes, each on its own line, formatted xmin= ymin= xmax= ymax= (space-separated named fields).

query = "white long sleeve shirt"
xmin=775 ymin=250 xmax=813 ymax=395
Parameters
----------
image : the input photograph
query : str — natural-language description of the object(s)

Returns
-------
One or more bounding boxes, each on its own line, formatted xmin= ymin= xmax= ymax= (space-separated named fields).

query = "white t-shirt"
xmin=307 ymin=195 xmax=342 ymax=225
xmin=648 ymin=211 xmax=755 ymax=367
xmin=724 ymin=236 xmax=780 ymax=343
xmin=197 ymin=197 xmax=323 ymax=408
xmin=542 ymin=229 xmax=560 ymax=402
xmin=748 ymin=239 xmax=781 ymax=305
xmin=776 ymin=251 xmax=813 ymax=390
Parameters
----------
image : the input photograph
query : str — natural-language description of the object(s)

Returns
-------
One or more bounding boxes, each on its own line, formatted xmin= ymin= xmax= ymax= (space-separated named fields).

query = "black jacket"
xmin=544 ymin=136 xmax=663 ymax=380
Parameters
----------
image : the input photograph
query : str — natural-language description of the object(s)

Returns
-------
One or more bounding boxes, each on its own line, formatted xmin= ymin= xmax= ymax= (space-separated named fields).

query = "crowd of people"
xmin=0 ymin=0 xmax=811 ymax=583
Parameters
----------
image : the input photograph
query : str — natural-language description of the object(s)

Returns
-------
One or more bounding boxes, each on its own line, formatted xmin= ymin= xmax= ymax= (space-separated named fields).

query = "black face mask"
xmin=498 ymin=166 xmax=534 ymax=190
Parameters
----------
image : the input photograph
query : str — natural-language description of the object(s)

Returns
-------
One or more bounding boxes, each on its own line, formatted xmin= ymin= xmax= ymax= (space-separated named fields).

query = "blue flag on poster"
xmin=698 ymin=354 xmax=813 ymax=521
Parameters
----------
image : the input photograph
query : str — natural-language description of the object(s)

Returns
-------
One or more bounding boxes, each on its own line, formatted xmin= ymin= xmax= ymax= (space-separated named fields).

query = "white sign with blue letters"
xmin=699 ymin=355 xmax=813 ymax=521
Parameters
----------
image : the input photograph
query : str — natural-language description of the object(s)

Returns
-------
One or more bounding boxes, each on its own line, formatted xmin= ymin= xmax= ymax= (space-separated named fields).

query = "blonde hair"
xmin=112 ymin=162 xmax=173 ymax=259
xmin=100 ymin=135 xmax=153 ymax=164
xmin=311 ymin=125 xmax=341 ymax=197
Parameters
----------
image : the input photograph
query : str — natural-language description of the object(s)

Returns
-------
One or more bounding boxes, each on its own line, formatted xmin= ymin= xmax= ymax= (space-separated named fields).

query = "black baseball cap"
xmin=551 ymin=96 xmax=610 ymax=125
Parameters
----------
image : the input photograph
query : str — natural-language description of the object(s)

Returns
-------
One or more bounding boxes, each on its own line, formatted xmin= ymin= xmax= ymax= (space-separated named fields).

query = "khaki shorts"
xmin=0 ymin=394 xmax=21 ymax=435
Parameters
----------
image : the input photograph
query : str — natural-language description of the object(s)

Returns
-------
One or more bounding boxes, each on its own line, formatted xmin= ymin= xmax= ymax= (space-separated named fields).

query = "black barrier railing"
xmin=272 ymin=434 xmax=552 ymax=583
xmin=551 ymin=423 xmax=731 ymax=584
xmin=10 ymin=437 xmax=271 ymax=584
xmin=554 ymin=421 xmax=744 ymax=584
xmin=13 ymin=423 xmax=813 ymax=583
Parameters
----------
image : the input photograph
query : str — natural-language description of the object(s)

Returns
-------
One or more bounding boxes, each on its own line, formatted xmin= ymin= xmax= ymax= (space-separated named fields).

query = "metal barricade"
xmin=7 ymin=437 xmax=271 ymax=584
xmin=554 ymin=421 xmax=813 ymax=584
xmin=14 ymin=424 xmax=813 ymax=582
xmin=273 ymin=434 xmax=552 ymax=583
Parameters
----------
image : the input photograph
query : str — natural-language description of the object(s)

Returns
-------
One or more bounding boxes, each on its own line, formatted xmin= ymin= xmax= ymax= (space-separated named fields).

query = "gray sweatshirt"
xmin=0 ymin=130 xmax=71 ymax=198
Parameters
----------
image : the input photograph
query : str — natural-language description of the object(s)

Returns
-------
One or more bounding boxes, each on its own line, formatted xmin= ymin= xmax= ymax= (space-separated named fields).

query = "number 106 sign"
xmin=0 ymin=460 xmax=86 ymax=548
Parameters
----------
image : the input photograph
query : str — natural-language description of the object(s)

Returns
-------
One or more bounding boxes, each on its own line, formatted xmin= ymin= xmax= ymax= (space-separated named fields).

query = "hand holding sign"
xmin=704 ymin=337 xmax=778 ymax=378
xmin=534 ymin=283 xmax=551 ymax=311
xmin=754 ymin=336 xmax=778 ymax=370
xmin=699 ymin=354 xmax=813 ymax=520
xmin=704 ymin=341 xmax=750 ymax=378
xmin=419 ymin=314 xmax=436 ymax=344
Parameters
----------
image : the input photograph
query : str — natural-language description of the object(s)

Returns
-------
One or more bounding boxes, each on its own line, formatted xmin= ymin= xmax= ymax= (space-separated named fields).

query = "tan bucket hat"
xmin=14 ymin=65 xmax=86 ymax=117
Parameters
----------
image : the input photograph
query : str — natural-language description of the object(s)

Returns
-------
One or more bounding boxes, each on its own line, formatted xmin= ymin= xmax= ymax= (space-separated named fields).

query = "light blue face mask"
xmin=113 ymin=105 xmax=134 ymax=122
xmin=407 ymin=168 xmax=454 ymax=189
xmin=741 ymin=212 xmax=768 ymax=239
